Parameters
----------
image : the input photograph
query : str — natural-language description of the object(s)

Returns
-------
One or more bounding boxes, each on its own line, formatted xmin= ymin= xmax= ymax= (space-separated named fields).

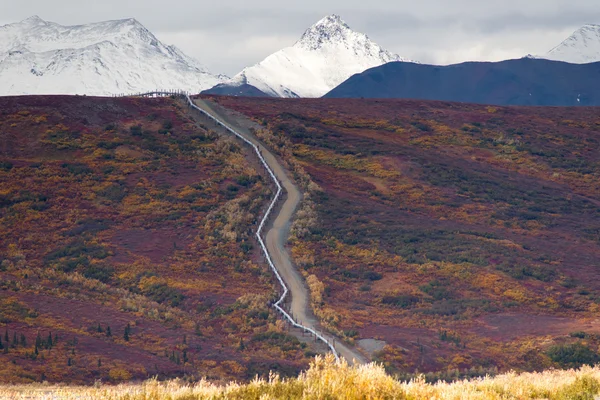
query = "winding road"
xmin=191 ymin=98 xmax=366 ymax=365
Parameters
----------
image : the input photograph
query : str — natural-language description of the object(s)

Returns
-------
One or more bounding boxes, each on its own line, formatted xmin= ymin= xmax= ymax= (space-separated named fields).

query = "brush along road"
xmin=193 ymin=98 xmax=366 ymax=365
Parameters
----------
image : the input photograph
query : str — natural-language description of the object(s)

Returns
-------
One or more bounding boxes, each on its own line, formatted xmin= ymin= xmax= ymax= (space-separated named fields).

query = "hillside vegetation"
xmin=212 ymin=96 xmax=600 ymax=377
xmin=0 ymin=96 xmax=314 ymax=384
xmin=3 ymin=355 xmax=600 ymax=399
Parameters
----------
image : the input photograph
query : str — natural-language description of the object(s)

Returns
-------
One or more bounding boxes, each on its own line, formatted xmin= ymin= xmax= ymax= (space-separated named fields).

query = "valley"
xmin=3 ymin=92 xmax=600 ymax=384
xmin=3 ymin=6 xmax=600 ymax=397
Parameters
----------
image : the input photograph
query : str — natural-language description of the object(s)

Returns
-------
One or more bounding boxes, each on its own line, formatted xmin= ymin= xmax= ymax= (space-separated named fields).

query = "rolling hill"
xmin=0 ymin=95 xmax=313 ymax=383
xmin=211 ymin=94 xmax=600 ymax=376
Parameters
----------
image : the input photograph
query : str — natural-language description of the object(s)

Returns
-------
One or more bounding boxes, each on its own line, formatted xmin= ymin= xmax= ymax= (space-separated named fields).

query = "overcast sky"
xmin=3 ymin=0 xmax=599 ymax=76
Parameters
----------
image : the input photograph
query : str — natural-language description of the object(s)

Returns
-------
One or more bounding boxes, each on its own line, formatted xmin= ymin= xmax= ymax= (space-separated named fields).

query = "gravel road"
xmin=193 ymin=98 xmax=366 ymax=365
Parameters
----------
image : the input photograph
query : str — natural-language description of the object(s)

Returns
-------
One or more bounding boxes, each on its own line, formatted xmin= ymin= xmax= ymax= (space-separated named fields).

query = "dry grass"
xmin=2 ymin=355 xmax=600 ymax=399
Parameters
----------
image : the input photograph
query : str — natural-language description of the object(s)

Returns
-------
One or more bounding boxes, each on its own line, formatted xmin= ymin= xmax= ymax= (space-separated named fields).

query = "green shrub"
xmin=0 ymin=161 xmax=13 ymax=172
xmin=382 ymin=295 xmax=419 ymax=308
xmin=144 ymin=283 xmax=185 ymax=307
xmin=547 ymin=342 xmax=600 ymax=368
xmin=420 ymin=280 xmax=454 ymax=300
xmin=83 ymin=264 xmax=114 ymax=283
xmin=235 ymin=175 xmax=257 ymax=187
xmin=130 ymin=125 xmax=143 ymax=136
xmin=62 ymin=163 xmax=93 ymax=176
xmin=570 ymin=332 xmax=588 ymax=339
xmin=364 ymin=271 xmax=383 ymax=281
xmin=97 ymin=184 xmax=126 ymax=202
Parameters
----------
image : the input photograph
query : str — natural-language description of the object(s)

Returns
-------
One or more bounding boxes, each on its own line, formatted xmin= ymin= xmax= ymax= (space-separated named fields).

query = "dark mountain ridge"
xmin=325 ymin=58 xmax=600 ymax=106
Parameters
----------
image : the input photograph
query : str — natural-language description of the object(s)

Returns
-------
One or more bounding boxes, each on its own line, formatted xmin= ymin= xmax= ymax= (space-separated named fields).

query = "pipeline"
xmin=124 ymin=91 xmax=340 ymax=361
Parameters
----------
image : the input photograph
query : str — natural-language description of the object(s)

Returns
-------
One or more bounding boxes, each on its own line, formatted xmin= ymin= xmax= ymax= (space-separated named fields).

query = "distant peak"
xmin=296 ymin=14 xmax=355 ymax=50
xmin=107 ymin=17 xmax=145 ymax=29
xmin=122 ymin=17 xmax=142 ymax=25
xmin=104 ymin=17 xmax=154 ymax=36
xmin=316 ymin=14 xmax=349 ymax=27
xmin=564 ymin=23 xmax=600 ymax=39
xmin=22 ymin=15 xmax=46 ymax=24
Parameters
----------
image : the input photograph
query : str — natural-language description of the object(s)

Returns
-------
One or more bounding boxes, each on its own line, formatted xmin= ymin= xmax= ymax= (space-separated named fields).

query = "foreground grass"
xmin=3 ymin=355 xmax=600 ymax=399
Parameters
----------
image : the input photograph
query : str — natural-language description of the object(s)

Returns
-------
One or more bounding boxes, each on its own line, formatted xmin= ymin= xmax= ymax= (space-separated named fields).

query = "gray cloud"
xmin=2 ymin=0 xmax=598 ymax=75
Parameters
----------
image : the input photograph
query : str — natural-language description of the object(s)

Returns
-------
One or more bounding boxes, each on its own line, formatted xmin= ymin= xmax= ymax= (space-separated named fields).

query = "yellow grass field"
xmin=2 ymin=355 xmax=599 ymax=400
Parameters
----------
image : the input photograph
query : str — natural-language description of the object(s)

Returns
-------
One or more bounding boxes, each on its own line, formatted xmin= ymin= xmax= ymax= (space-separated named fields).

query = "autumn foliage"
xmin=211 ymin=95 xmax=600 ymax=377
xmin=0 ymin=95 xmax=313 ymax=384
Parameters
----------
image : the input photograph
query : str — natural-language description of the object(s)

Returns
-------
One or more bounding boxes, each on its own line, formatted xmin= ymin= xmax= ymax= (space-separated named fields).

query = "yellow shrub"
xmin=108 ymin=368 xmax=132 ymax=381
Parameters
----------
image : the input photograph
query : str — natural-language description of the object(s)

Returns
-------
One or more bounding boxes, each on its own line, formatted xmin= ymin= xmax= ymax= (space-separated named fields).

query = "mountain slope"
xmin=215 ymin=94 xmax=600 ymax=377
xmin=0 ymin=16 xmax=224 ymax=96
xmin=546 ymin=24 xmax=600 ymax=64
xmin=324 ymin=58 xmax=600 ymax=106
xmin=205 ymin=15 xmax=411 ymax=98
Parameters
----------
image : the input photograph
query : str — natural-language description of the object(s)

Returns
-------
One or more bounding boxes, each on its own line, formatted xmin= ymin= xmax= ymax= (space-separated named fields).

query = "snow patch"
xmin=544 ymin=24 xmax=600 ymax=64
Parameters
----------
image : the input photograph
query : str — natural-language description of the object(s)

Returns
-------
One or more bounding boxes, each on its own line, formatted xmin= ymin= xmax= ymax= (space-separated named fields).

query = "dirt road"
xmin=193 ymin=98 xmax=366 ymax=365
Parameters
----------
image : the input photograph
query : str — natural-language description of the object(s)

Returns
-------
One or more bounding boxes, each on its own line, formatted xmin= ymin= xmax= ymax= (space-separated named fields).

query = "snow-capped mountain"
xmin=545 ymin=24 xmax=600 ymax=64
xmin=0 ymin=16 xmax=224 ymax=96
xmin=212 ymin=14 xmax=412 ymax=98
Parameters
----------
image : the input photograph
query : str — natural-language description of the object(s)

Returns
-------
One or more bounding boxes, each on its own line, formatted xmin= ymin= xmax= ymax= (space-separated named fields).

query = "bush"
xmin=98 ymin=184 xmax=126 ymax=202
xmin=65 ymin=220 xmax=109 ymax=237
xmin=382 ymin=295 xmax=419 ymax=308
xmin=130 ymin=125 xmax=143 ymax=136
xmin=418 ymin=299 xmax=494 ymax=316
xmin=344 ymin=329 xmax=359 ymax=338
xmin=108 ymin=367 xmax=132 ymax=381
xmin=420 ymin=280 xmax=454 ymax=300
xmin=98 ymin=141 xmax=121 ymax=149
xmin=62 ymin=163 xmax=93 ymax=176
xmin=251 ymin=331 xmax=301 ymax=351
xmin=363 ymin=271 xmax=383 ymax=281
xmin=235 ymin=175 xmax=257 ymax=187
xmin=83 ymin=264 xmax=114 ymax=283
xmin=144 ymin=283 xmax=185 ymax=307
xmin=411 ymin=121 xmax=432 ymax=132
xmin=0 ymin=161 xmax=13 ymax=172
xmin=240 ymin=242 xmax=253 ymax=253
xmin=570 ymin=332 xmax=588 ymax=339
xmin=547 ymin=342 xmax=600 ymax=368
xmin=45 ymin=241 xmax=109 ymax=263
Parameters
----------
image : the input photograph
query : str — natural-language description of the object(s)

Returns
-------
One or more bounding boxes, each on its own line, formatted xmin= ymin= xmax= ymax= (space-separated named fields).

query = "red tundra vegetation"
xmin=0 ymin=95 xmax=314 ymax=384
xmin=211 ymin=95 xmax=600 ymax=380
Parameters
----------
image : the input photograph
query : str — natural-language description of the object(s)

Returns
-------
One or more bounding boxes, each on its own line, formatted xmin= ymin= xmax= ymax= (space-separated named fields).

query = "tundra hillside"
xmin=213 ymin=96 xmax=600 ymax=378
xmin=0 ymin=96 xmax=315 ymax=384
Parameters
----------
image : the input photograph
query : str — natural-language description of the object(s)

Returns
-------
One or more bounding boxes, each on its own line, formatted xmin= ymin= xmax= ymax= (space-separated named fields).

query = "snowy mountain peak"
xmin=297 ymin=14 xmax=354 ymax=50
xmin=294 ymin=14 xmax=372 ymax=50
xmin=214 ymin=14 xmax=413 ymax=98
xmin=545 ymin=24 xmax=600 ymax=64
xmin=21 ymin=15 xmax=46 ymax=25
xmin=0 ymin=16 xmax=224 ymax=96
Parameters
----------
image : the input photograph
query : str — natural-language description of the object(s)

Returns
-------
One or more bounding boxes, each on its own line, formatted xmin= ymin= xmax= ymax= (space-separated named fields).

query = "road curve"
xmin=191 ymin=98 xmax=366 ymax=365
